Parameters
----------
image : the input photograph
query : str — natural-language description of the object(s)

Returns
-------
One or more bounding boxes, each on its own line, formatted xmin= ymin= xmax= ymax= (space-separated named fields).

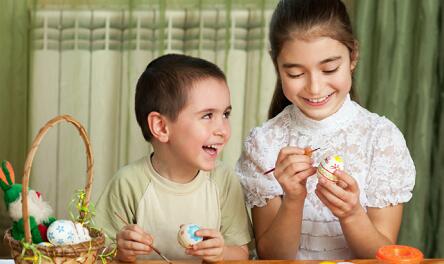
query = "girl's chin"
xmin=299 ymin=106 xmax=337 ymax=121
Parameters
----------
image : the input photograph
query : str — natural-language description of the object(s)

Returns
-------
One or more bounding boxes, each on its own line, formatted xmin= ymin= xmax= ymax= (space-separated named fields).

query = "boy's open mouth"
xmin=203 ymin=144 xmax=219 ymax=156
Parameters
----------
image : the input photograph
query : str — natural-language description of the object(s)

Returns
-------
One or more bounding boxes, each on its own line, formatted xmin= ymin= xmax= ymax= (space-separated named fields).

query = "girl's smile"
xmin=302 ymin=91 xmax=336 ymax=107
xmin=277 ymin=37 xmax=357 ymax=121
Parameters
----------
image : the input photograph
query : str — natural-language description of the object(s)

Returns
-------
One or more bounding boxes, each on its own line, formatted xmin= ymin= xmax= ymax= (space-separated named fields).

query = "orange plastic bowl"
xmin=376 ymin=245 xmax=424 ymax=264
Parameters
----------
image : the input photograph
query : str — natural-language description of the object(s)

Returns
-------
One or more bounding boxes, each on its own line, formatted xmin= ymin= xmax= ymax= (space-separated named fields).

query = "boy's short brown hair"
xmin=135 ymin=54 xmax=227 ymax=142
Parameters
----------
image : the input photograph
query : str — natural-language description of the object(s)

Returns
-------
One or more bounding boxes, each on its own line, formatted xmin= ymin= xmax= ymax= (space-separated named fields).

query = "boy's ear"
xmin=147 ymin=112 xmax=170 ymax=143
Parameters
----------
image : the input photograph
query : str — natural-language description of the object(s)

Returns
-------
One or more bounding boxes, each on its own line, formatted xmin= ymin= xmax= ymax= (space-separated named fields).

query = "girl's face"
xmin=277 ymin=36 xmax=357 ymax=121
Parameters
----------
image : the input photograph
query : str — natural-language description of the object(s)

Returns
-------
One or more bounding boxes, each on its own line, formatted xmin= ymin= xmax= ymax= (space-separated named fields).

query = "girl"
xmin=236 ymin=0 xmax=415 ymax=260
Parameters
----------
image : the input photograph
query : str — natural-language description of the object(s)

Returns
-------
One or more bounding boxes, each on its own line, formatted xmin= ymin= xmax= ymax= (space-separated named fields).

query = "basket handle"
xmin=21 ymin=115 xmax=94 ymax=243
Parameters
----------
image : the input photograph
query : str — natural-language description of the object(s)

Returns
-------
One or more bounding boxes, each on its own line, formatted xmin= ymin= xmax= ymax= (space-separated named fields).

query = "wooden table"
xmin=112 ymin=260 xmax=444 ymax=264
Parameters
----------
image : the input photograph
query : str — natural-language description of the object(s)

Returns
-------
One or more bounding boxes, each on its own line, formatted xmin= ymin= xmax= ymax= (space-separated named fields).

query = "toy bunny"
xmin=0 ymin=160 xmax=56 ymax=243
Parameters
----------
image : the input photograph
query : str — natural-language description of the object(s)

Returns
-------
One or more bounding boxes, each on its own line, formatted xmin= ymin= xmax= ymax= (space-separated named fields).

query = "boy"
xmin=95 ymin=54 xmax=251 ymax=262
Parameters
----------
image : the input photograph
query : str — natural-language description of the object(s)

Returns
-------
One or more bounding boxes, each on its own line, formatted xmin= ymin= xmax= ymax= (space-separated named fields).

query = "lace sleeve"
xmin=365 ymin=118 xmax=416 ymax=208
xmin=235 ymin=126 xmax=285 ymax=208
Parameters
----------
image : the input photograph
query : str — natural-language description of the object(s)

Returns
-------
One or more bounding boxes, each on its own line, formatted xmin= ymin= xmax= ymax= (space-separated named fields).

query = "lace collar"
xmin=290 ymin=94 xmax=358 ymax=135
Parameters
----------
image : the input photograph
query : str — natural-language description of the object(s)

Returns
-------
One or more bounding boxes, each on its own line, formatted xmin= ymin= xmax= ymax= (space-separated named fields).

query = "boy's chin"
xmin=198 ymin=161 xmax=217 ymax=171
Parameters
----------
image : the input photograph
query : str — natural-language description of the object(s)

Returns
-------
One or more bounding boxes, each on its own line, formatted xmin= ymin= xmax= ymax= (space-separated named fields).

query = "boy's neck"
xmin=150 ymin=151 xmax=199 ymax=184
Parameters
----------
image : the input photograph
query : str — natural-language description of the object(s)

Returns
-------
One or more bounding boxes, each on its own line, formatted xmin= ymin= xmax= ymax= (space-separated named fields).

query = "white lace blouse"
xmin=235 ymin=95 xmax=415 ymax=260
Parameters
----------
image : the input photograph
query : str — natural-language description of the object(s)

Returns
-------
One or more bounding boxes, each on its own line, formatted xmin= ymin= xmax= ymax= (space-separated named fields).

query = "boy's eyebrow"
xmin=196 ymin=105 xmax=232 ymax=113
xmin=282 ymin=56 xmax=342 ymax=68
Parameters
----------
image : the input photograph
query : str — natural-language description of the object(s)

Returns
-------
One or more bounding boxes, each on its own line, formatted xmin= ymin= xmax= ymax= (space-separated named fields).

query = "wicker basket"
xmin=4 ymin=115 xmax=105 ymax=264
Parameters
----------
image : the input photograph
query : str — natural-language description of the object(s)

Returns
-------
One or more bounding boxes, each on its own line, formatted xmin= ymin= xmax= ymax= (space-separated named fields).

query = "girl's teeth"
xmin=307 ymin=95 xmax=329 ymax=103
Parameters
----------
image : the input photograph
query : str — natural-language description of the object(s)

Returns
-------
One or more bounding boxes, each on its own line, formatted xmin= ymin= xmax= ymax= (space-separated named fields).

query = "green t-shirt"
xmin=95 ymin=155 xmax=252 ymax=260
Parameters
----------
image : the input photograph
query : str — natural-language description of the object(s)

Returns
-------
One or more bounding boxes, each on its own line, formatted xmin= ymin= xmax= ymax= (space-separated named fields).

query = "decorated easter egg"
xmin=47 ymin=220 xmax=91 ymax=246
xmin=177 ymin=224 xmax=203 ymax=248
xmin=317 ymin=155 xmax=344 ymax=182
xmin=73 ymin=222 xmax=91 ymax=243
xmin=37 ymin=242 xmax=53 ymax=247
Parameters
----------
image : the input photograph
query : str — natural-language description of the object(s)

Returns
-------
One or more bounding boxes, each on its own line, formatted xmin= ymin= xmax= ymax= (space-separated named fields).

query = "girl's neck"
xmin=150 ymin=151 xmax=199 ymax=184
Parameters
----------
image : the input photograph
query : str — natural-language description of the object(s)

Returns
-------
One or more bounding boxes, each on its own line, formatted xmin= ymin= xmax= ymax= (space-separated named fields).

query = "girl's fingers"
xmin=296 ymin=167 xmax=317 ymax=180
xmin=334 ymin=170 xmax=359 ymax=193
xmin=316 ymin=184 xmax=348 ymax=210
xmin=318 ymin=177 xmax=349 ymax=201
xmin=279 ymin=154 xmax=313 ymax=168
xmin=315 ymin=189 xmax=335 ymax=210
xmin=315 ymin=187 xmax=346 ymax=216
xmin=280 ymin=162 xmax=314 ymax=180
xmin=276 ymin=147 xmax=306 ymax=164
xmin=337 ymin=179 xmax=348 ymax=189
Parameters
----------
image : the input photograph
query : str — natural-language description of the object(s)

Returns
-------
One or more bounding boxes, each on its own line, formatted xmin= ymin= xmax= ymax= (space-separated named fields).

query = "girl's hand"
xmin=185 ymin=228 xmax=224 ymax=262
xmin=315 ymin=170 xmax=364 ymax=221
xmin=274 ymin=147 xmax=317 ymax=203
xmin=116 ymin=224 xmax=154 ymax=262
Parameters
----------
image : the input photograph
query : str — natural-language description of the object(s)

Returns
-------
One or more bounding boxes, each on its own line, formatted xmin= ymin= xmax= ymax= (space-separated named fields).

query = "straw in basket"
xmin=4 ymin=115 xmax=105 ymax=264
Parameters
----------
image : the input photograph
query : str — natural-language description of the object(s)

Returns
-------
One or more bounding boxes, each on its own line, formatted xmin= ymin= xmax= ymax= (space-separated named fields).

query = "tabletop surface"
xmin=110 ymin=260 xmax=444 ymax=264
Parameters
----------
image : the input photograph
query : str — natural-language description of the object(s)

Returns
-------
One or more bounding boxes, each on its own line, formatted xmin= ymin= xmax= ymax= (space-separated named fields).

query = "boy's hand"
xmin=116 ymin=224 xmax=154 ymax=262
xmin=315 ymin=170 xmax=364 ymax=221
xmin=274 ymin=147 xmax=317 ymax=203
xmin=185 ymin=228 xmax=224 ymax=262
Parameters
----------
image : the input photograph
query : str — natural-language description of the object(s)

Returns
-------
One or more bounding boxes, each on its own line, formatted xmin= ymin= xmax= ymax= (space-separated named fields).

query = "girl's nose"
xmin=307 ymin=73 xmax=322 ymax=95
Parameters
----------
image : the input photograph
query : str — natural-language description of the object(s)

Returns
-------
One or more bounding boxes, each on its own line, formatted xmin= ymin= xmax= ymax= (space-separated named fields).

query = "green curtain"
xmin=0 ymin=0 xmax=29 ymax=257
xmin=22 ymin=0 xmax=279 ymax=222
xmin=428 ymin=1 xmax=444 ymax=257
xmin=0 ymin=0 xmax=443 ymax=259
xmin=352 ymin=0 xmax=443 ymax=257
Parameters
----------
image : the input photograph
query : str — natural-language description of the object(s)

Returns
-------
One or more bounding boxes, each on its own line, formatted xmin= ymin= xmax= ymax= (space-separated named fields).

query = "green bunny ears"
xmin=0 ymin=160 xmax=22 ymax=208
xmin=1 ymin=160 xmax=14 ymax=188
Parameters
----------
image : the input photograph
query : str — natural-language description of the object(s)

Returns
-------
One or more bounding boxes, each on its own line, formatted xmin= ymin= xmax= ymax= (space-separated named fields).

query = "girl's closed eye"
xmin=323 ymin=65 xmax=340 ymax=74
xmin=287 ymin=72 xmax=304 ymax=79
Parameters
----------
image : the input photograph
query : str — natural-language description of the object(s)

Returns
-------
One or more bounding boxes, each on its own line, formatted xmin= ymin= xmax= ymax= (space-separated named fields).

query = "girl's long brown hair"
xmin=268 ymin=0 xmax=359 ymax=119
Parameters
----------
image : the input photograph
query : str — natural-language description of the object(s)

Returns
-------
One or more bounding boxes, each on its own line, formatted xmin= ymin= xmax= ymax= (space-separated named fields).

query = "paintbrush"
xmin=114 ymin=211 xmax=173 ymax=264
xmin=264 ymin=147 xmax=320 ymax=175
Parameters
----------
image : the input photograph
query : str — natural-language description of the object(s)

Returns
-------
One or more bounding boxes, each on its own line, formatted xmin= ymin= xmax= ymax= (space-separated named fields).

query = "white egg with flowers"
xmin=47 ymin=219 xmax=91 ymax=246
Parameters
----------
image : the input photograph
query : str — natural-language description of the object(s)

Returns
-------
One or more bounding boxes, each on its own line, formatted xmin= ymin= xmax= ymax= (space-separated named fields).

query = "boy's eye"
xmin=223 ymin=110 xmax=231 ymax=119
xmin=323 ymin=66 xmax=340 ymax=74
xmin=202 ymin=113 xmax=213 ymax=119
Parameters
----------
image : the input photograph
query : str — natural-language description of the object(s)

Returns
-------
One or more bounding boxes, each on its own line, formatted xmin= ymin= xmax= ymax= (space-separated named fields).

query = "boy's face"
xmin=166 ymin=77 xmax=231 ymax=172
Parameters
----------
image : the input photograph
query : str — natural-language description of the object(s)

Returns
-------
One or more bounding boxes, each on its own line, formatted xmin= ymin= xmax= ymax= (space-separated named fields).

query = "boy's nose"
xmin=214 ymin=123 xmax=229 ymax=138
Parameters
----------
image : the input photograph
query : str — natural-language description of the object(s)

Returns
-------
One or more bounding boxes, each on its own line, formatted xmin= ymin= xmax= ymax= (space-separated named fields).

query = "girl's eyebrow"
xmin=282 ymin=56 xmax=342 ymax=68
xmin=320 ymin=56 xmax=342 ymax=64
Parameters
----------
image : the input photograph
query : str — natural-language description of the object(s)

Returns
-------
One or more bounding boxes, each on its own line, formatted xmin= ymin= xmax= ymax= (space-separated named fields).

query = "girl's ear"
xmin=147 ymin=112 xmax=170 ymax=143
xmin=0 ymin=160 xmax=15 ymax=191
